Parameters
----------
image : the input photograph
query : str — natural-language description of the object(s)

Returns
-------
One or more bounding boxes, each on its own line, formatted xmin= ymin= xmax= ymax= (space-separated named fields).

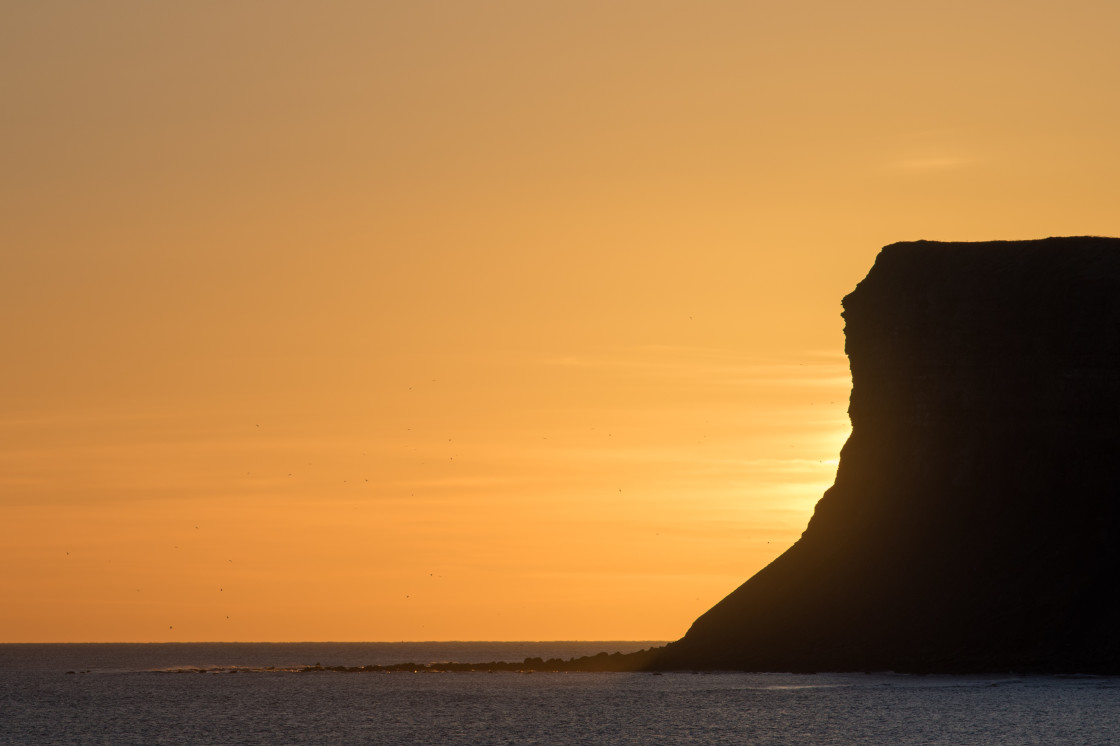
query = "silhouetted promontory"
xmin=651 ymin=236 xmax=1120 ymax=673
xmin=262 ymin=237 xmax=1120 ymax=676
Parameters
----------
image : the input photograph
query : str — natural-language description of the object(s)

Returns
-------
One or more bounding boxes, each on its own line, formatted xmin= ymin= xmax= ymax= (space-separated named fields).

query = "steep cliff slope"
xmin=656 ymin=237 xmax=1120 ymax=672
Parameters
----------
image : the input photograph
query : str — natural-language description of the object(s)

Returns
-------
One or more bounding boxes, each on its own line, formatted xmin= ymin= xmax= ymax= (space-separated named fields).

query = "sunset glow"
xmin=3 ymin=0 xmax=1118 ymax=641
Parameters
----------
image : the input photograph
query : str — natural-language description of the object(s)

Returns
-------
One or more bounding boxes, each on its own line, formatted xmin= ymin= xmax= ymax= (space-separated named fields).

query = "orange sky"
xmin=3 ymin=1 xmax=1118 ymax=642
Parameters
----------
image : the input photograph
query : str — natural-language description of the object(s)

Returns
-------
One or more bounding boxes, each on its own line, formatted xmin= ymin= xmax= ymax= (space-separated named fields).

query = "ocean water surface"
xmin=3 ymin=643 xmax=1119 ymax=745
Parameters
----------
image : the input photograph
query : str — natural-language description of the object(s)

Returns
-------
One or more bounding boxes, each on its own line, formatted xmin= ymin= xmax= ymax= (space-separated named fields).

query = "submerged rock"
xmin=654 ymin=237 xmax=1120 ymax=673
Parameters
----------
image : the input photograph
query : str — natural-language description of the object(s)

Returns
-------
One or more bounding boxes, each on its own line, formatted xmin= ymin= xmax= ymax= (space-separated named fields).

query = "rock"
xmin=654 ymin=237 xmax=1120 ymax=673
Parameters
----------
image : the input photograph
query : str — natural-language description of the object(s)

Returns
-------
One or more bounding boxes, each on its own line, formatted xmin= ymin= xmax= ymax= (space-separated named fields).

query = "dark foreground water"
xmin=3 ymin=643 xmax=1119 ymax=745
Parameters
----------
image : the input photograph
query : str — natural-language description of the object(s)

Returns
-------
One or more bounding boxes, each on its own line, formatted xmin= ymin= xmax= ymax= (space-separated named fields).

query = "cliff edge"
xmin=655 ymin=237 xmax=1120 ymax=673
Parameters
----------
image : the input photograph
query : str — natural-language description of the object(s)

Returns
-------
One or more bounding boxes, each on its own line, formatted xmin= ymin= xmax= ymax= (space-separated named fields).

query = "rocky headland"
xmin=244 ymin=237 xmax=1120 ymax=677
xmin=653 ymin=236 xmax=1120 ymax=673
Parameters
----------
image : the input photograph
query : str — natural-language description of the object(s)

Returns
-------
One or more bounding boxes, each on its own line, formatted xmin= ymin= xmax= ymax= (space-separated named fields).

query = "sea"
xmin=3 ymin=642 xmax=1119 ymax=745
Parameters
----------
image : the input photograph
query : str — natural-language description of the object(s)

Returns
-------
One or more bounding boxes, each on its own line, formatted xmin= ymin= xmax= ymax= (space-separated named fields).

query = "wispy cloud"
xmin=885 ymin=156 xmax=971 ymax=172
xmin=542 ymin=346 xmax=849 ymax=387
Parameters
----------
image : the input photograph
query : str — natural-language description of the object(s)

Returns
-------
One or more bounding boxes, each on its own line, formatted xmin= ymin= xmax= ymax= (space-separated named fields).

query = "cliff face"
xmin=656 ymin=237 xmax=1120 ymax=673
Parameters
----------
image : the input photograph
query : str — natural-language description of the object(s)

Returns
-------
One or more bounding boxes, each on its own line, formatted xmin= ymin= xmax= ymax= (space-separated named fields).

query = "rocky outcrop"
xmin=654 ymin=237 xmax=1120 ymax=673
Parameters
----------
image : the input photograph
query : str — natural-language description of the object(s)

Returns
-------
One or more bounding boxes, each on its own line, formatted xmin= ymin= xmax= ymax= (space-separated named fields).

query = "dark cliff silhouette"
xmin=293 ymin=237 xmax=1120 ymax=676
xmin=651 ymin=236 xmax=1120 ymax=673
